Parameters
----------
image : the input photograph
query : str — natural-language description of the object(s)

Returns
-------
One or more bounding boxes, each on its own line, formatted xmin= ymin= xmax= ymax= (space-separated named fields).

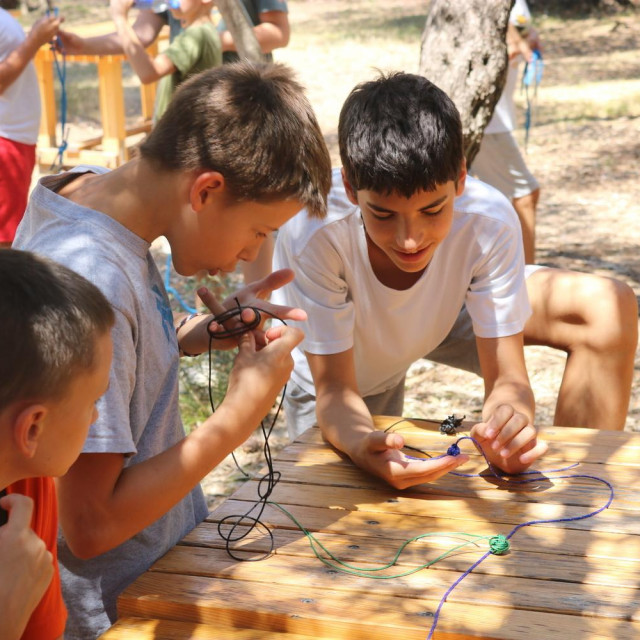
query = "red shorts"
xmin=0 ymin=136 xmax=36 ymax=243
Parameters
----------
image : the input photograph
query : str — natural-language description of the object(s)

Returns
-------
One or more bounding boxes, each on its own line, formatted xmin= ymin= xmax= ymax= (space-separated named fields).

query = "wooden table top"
xmin=117 ymin=418 xmax=640 ymax=639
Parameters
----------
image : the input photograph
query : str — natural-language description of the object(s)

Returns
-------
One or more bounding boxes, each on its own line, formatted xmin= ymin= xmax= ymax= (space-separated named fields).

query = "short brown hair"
xmin=0 ymin=250 xmax=115 ymax=410
xmin=140 ymin=62 xmax=331 ymax=218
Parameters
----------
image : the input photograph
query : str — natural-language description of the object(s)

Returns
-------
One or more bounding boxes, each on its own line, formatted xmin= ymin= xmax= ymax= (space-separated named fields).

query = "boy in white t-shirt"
xmin=274 ymin=72 xmax=637 ymax=490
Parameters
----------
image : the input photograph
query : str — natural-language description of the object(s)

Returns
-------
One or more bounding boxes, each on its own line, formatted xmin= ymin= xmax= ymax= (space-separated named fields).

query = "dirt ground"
xmin=33 ymin=1 xmax=640 ymax=506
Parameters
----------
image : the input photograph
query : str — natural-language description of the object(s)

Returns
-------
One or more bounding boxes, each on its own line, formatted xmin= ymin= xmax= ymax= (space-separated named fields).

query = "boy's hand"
xmin=222 ymin=325 xmax=304 ymax=428
xmin=470 ymin=404 xmax=548 ymax=474
xmin=350 ymin=430 xmax=469 ymax=490
xmin=188 ymin=269 xmax=307 ymax=353
xmin=0 ymin=494 xmax=54 ymax=640
xmin=56 ymin=30 xmax=85 ymax=54
xmin=29 ymin=14 xmax=64 ymax=48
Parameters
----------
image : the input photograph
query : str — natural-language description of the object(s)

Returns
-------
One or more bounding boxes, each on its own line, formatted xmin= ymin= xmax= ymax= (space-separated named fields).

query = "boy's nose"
xmin=396 ymin=222 xmax=422 ymax=251
xmin=239 ymin=242 xmax=262 ymax=264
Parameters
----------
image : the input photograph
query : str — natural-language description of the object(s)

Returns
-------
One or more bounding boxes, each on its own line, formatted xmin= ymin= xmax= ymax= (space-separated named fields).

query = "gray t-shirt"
xmin=13 ymin=167 xmax=209 ymax=640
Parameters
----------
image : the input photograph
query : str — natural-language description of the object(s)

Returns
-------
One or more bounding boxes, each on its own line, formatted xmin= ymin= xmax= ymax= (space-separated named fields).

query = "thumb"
xmin=367 ymin=430 xmax=404 ymax=453
xmin=236 ymin=329 xmax=256 ymax=354
xmin=0 ymin=493 xmax=34 ymax=529
xmin=264 ymin=325 xmax=304 ymax=351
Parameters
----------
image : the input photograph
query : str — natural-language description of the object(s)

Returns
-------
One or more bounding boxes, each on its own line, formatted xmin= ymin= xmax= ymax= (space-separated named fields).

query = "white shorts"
xmin=471 ymin=131 xmax=539 ymax=200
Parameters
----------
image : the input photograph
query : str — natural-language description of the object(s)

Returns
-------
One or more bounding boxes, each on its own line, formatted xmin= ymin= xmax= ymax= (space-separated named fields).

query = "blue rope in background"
xmin=163 ymin=253 xmax=197 ymax=314
xmin=522 ymin=49 xmax=544 ymax=151
xmin=48 ymin=7 xmax=68 ymax=172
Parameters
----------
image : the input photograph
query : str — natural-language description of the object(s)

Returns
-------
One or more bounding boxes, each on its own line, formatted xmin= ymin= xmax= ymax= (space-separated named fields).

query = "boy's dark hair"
xmin=338 ymin=72 xmax=464 ymax=198
xmin=0 ymin=250 xmax=115 ymax=411
xmin=140 ymin=62 xmax=331 ymax=218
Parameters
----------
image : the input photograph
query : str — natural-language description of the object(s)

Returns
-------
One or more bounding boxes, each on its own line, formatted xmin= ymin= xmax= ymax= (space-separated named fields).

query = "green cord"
xmin=267 ymin=501 xmax=499 ymax=580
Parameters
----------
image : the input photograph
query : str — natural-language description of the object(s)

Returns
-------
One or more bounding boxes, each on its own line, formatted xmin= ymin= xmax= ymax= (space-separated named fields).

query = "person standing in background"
xmin=471 ymin=0 xmax=541 ymax=264
xmin=0 ymin=4 xmax=62 ymax=248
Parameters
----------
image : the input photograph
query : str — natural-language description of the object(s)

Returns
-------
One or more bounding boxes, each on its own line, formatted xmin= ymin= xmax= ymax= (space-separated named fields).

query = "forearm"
xmin=0 ymin=36 xmax=41 ymax=95
xmin=112 ymin=16 xmax=160 ymax=83
xmin=58 ymin=402 xmax=262 ymax=558
xmin=316 ymin=384 xmax=375 ymax=458
xmin=220 ymin=21 xmax=289 ymax=54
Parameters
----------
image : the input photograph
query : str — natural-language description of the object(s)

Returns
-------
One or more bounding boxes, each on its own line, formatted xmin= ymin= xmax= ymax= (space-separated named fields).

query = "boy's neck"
xmin=55 ymin=158 xmax=183 ymax=245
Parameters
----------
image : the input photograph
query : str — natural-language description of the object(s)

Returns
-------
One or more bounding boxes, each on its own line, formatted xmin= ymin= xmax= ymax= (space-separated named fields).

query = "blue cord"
xmin=522 ymin=49 xmax=543 ymax=152
xmin=48 ymin=7 xmax=68 ymax=171
xmin=163 ymin=253 xmax=197 ymax=314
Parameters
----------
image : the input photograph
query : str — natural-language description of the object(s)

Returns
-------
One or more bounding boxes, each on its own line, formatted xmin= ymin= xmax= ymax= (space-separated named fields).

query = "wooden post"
xmin=97 ymin=56 xmax=127 ymax=163
xmin=33 ymin=48 xmax=57 ymax=149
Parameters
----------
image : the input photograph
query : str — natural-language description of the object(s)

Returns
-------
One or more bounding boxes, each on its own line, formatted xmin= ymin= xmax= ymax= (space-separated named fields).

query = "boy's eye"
xmin=255 ymin=231 xmax=267 ymax=239
xmin=423 ymin=207 xmax=444 ymax=217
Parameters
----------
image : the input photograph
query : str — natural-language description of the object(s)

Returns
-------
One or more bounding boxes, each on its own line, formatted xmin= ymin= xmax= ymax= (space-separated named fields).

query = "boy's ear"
xmin=456 ymin=159 xmax=467 ymax=196
xmin=13 ymin=404 xmax=47 ymax=459
xmin=341 ymin=168 xmax=359 ymax=206
xmin=189 ymin=171 xmax=226 ymax=212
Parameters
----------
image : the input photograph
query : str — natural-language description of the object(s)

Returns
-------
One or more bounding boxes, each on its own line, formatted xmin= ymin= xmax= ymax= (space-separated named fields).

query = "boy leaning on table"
xmin=273 ymin=71 xmax=637 ymax=490
xmin=13 ymin=62 xmax=331 ymax=639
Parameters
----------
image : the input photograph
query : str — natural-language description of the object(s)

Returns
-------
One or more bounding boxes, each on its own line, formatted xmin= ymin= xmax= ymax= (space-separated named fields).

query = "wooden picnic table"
xmin=102 ymin=417 xmax=640 ymax=639
xmin=33 ymin=22 xmax=164 ymax=170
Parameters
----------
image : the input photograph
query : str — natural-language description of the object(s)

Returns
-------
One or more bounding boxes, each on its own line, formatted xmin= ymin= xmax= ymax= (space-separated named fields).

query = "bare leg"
xmin=512 ymin=187 xmax=539 ymax=265
xmin=242 ymin=233 xmax=275 ymax=285
xmin=524 ymin=267 xmax=638 ymax=430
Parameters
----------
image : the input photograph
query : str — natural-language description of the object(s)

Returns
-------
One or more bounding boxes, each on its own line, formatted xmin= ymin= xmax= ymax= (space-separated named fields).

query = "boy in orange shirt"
xmin=0 ymin=249 xmax=114 ymax=640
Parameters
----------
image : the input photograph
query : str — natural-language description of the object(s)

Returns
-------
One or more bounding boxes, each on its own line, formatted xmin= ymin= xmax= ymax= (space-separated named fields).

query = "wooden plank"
xmin=292 ymin=423 xmax=640 ymax=467
xmin=99 ymin=616 xmax=318 ymax=639
xmin=118 ymin=572 xmax=640 ymax=640
xmin=149 ymin=543 xmax=640 ymax=618
xmin=221 ymin=482 xmax=623 ymax=535
xmin=184 ymin=520 xmax=640 ymax=565
xmin=250 ymin=459 xmax=640 ymax=513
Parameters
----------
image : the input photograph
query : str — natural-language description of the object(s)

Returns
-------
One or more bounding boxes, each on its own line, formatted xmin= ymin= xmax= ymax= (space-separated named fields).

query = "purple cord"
xmin=423 ymin=436 xmax=615 ymax=639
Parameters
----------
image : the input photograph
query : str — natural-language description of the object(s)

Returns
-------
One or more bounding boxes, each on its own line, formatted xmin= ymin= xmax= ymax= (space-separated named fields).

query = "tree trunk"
xmin=215 ymin=0 xmax=264 ymax=62
xmin=419 ymin=0 xmax=514 ymax=165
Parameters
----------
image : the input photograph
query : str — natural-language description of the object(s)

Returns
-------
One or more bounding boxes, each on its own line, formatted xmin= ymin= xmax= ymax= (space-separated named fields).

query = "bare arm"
xmin=470 ymin=333 xmax=548 ymax=473
xmin=57 ymin=324 xmax=303 ymax=559
xmin=308 ymin=350 xmax=468 ymax=490
xmin=220 ymin=10 xmax=290 ymax=54
xmin=0 ymin=14 xmax=62 ymax=95
xmin=111 ymin=5 xmax=175 ymax=83
xmin=57 ymin=6 xmax=164 ymax=56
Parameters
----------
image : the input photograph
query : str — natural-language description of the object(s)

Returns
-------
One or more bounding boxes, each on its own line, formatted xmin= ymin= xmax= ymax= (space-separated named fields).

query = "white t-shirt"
xmin=273 ymin=169 xmax=531 ymax=398
xmin=0 ymin=8 xmax=41 ymax=144
xmin=485 ymin=0 xmax=532 ymax=134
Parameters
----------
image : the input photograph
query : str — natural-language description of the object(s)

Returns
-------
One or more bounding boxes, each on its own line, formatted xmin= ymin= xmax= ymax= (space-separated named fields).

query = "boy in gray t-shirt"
xmin=13 ymin=62 xmax=331 ymax=640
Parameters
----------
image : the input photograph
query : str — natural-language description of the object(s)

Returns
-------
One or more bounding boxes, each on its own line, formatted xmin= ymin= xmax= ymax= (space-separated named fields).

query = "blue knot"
xmin=446 ymin=443 xmax=461 ymax=457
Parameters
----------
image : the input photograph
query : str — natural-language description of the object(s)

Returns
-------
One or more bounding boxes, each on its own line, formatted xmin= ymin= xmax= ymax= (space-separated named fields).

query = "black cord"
xmin=205 ymin=301 xmax=287 ymax=561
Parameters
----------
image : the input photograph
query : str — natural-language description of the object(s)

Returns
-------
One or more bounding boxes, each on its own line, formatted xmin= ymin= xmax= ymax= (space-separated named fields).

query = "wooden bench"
xmin=99 ymin=616 xmax=318 ymax=639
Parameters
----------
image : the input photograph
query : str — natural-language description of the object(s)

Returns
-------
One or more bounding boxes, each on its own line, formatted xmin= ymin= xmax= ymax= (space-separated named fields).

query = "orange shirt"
xmin=7 ymin=477 xmax=67 ymax=640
